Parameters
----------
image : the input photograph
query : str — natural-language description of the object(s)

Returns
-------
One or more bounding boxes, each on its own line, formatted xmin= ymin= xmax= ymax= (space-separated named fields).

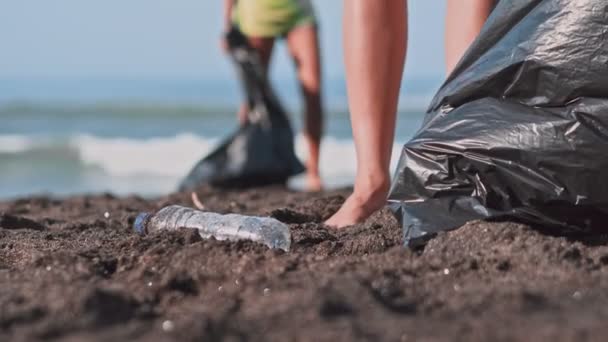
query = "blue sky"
xmin=0 ymin=1 xmax=447 ymax=81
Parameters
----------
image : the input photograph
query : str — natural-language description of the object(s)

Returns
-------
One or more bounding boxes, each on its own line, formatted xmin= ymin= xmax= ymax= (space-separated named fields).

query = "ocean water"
xmin=0 ymin=78 xmax=439 ymax=199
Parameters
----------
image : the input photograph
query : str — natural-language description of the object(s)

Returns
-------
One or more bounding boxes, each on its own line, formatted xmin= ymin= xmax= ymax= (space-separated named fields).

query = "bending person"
xmin=222 ymin=0 xmax=324 ymax=191
xmin=326 ymin=0 xmax=493 ymax=227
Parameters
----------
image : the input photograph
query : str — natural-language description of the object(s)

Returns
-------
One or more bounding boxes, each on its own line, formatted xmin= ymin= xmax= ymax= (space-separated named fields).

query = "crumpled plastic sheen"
xmin=389 ymin=0 xmax=608 ymax=246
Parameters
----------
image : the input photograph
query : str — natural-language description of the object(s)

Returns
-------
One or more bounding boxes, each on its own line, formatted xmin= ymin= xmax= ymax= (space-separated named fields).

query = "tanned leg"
xmin=445 ymin=0 xmax=493 ymax=74
xmin=326 ymin=0 xmax=407 ymax=228
xmin=238 ymin=36 xmax=275 ymax=124
xmin=286 ymin=24 xmax=324 ymax=191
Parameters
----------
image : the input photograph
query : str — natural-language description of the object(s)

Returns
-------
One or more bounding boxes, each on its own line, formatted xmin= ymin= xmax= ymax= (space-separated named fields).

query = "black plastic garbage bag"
xmin=389 ymin=0 xmax=608 ymax=246
xmin=179 ymin=29 xmax=305 ymax=190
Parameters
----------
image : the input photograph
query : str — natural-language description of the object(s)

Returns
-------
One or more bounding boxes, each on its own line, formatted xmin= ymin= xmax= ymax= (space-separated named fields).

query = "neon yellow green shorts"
xmin=232 ymin=0 xmax=317 ymax=38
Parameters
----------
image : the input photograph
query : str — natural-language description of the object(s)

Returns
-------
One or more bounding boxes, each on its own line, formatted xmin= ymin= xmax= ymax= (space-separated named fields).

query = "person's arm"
xmin=325 ymin=0 xmax=407 ymax=227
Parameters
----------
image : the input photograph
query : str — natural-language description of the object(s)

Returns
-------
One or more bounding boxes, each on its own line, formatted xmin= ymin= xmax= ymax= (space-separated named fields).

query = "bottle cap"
xmin=133 ymin=213 xmax=151 ymax=235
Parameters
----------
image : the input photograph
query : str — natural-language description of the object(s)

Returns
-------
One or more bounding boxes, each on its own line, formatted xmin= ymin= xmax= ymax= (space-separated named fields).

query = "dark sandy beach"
xmin=1 ymin=186 xmax=608 ymax=341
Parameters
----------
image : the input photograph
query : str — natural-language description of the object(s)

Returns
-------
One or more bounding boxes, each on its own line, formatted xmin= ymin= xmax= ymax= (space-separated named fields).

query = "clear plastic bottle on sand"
xmin=133 ymin=205 xmax=291 ymax=251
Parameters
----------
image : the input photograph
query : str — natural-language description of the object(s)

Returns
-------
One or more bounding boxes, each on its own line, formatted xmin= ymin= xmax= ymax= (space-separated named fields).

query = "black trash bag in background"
xmin=389 ymin=0 xmax=608 ymax=246
xmin=179 ymin=29 xmax=305 ymax=190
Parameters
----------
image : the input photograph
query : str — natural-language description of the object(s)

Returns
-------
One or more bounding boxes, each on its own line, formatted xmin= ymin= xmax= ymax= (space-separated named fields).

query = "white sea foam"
xmin=0 ymin=135 xmax=34 ymax=153
xmin=0 ymin=133 xmax=406 ymax=193
xmin=75 ymin=133 xmax=218 ymax=177
xmin=292 ymin=135 xmax=404 ymax=188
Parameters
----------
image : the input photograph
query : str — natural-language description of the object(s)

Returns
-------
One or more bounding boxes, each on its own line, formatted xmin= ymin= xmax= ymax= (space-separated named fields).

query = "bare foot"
xmin=325 ymin=177 xmax=389 ymax=228
xmin=306 ymin=173 xmax=323 ymax=192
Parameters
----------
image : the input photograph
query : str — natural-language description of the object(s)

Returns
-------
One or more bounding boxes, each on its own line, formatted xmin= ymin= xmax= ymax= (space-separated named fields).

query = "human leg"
xmin=326 ymin=0 xmax=407 ymax=227
xmin=286 ymin=24 xmax=324 ymax=191
xmin=237 ymin=36 xmax=275 ymax=124
xmin=445 ymin=0 xmax=493 ymax=74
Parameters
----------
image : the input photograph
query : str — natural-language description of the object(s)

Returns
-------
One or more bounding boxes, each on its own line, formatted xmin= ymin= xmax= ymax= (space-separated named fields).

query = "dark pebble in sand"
xmin=0 ymin=213 xmax=46 ymax=231
xmin=162 ymin=272 xmax=199 ymax=296
xmin=82 ymin=288 xmax=139 ymax=327
xmin=269 ymin=208 xmax=317 ymax=224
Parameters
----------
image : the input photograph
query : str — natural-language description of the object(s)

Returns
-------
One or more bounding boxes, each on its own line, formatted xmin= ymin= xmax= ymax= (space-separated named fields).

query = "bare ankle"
xmin=324 ymin=172 xmax=390 ymax=228
xmin=353 ymin=173 xmax=390 ymax=200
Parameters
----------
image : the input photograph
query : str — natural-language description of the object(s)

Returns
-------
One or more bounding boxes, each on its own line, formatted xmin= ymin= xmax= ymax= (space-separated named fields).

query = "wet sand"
xmin=1 ymin=186 xmax=608 ymax=341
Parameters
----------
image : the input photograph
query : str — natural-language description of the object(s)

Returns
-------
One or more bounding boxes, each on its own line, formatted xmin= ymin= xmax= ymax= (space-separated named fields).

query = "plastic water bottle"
xmin=133 ymin=205 xmax=291 ymax=252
